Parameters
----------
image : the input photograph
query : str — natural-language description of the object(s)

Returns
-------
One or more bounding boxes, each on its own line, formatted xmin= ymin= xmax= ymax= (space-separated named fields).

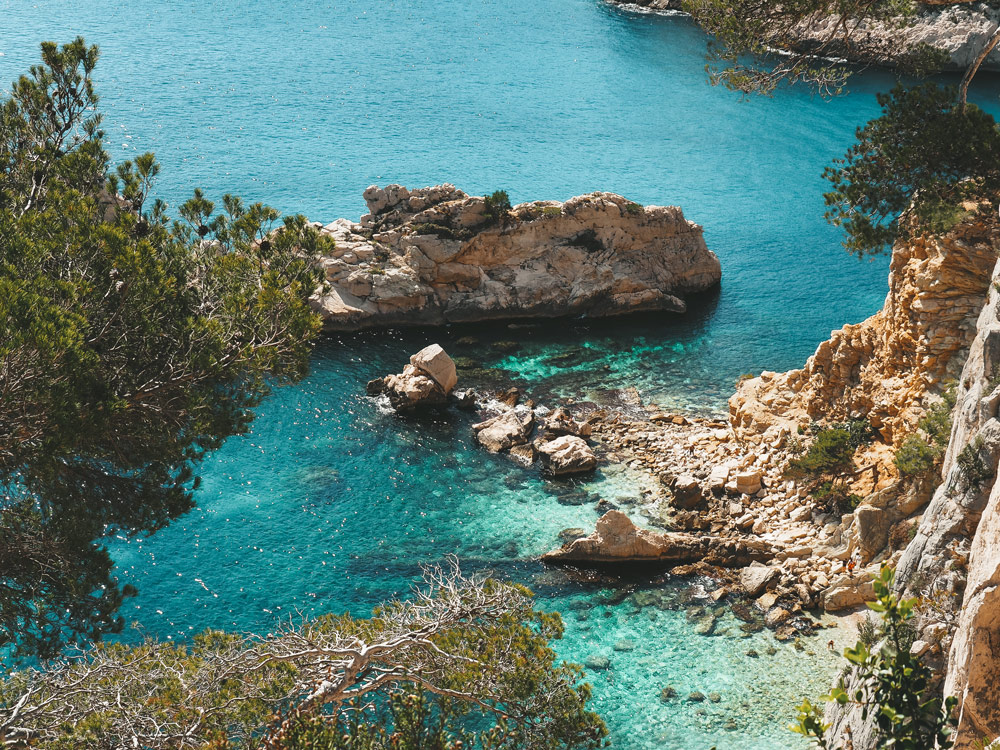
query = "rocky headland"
xmin=311 ymin=184 xmax=721 ymax=330
xmin=611 ymin=0 xmax=1000 ymax=71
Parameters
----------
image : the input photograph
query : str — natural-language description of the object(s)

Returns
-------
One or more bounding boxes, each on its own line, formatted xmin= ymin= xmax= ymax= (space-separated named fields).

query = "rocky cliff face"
xmin=726 ymin=207 xmax=1000 ymax=749
xmin=894 ymin=256 xmax=1000 ymax=749
xmin=731 ymin=206 xmax=998 ymax=456
xmin=311 ymin=185 xmax=721 ymax=330
xmin=611 ymin=0 xmax=1000 ymax=71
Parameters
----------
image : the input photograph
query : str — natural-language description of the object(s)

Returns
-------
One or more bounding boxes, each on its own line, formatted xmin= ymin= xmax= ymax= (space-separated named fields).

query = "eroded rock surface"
xmin=731 ymin=206 xmax=998 ymax=456
xmin=610 ymin=0 xmax=1000 ymax=71
xmin=541 ymin=510 xmax=772 ymax=566
xmin=313 ymin=185 xmax=720 ymax=330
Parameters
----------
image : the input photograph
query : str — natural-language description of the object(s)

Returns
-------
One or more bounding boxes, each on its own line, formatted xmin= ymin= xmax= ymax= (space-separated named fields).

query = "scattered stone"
xmin=708 ymin=692 xmax=722 ymax=703
xmin=537 ymin=435 xmax=598 ymax=476
xmin=659 ymin=686 xmax=678 ymax=702
xmin=687 ymin=691 xmax=706 ymax=702
xmin=613 ymin=639 xmax=636 ymax=652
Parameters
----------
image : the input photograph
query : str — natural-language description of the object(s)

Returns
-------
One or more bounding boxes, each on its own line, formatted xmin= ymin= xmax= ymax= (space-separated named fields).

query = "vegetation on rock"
xmin=793 ymin=566 xmax=958 ymax=749
xmin=684 ymin=0 xmax=1000 ymax=256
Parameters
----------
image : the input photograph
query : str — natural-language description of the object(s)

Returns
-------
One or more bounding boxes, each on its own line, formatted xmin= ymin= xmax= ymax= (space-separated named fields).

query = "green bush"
xmin=957 ymin=435 xmax=993 ymax=491
xmin=542 ymin=205 xmax=563 ymax=217
xmin=788 ymin=420 xmax=873 ymax=477
xmin=919 ymin=385 xmax=956 ymax=448
xmin=813 ymin=481 xmax=862 ymax=513
xmin=793 ymin=566 xmax=957 ymax=750
xmin=484 ymin=190 xmax=512 ymax=224
xmin=894 ymin=434 xmax=938 ymax=476
xmin=623 ymin=201 xmax=643 ymax=215
xmin=789 ymin=428 xmax=854 ymax=475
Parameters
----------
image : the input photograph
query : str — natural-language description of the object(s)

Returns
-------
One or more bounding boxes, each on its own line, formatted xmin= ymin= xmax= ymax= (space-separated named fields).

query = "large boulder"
xmin=371 ymin=344 xmax=457 ymax=411
xmin=473 ymin=410 xmax=534 ymax=453
xmin=740 ymin=563 xmax=779 ymax=598
xmin=822 ymin=572 xmax=876 ymax=612
xmin=537 ymin=435 xmax=597 ymax=476
xmin=410 ymin=343 xmax=457 ymax=394
xmin=541 ymin=510 xmax=773 ymax=567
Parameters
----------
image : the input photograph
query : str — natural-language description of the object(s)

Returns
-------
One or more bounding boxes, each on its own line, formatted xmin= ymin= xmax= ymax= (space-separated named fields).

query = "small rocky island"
xmin=311 ymin=184 xmax=721 ymax=330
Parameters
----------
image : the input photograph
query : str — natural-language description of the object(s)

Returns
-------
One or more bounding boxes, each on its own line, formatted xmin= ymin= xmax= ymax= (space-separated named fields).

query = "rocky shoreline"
xmin=311 ymin=185 xmax=721 ymax=330
xmin=609 ymin=0 xmax=1000 ymax=72
xmin=362 ymin=194 xmax=1000 ymax=747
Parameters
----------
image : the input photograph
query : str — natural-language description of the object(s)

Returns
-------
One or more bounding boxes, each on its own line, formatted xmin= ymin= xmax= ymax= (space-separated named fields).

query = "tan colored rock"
xmin=740 ymin=563 xmax=779 ymax=597
xmin=735 ymin=469 xmax=762 ymax=495
xmin=731 ymin=209 xmax=998 ymax=476
xmin=314 ymin=186 xmax=721 ymax=330
xmin=541 ymin=510 xmax=772 ymax=566
xmin=822 ymin=572 xmax=876 ymax=611
xmin=537 ymin=435 xmax=597 ymax=476
xmin=380 ymin=363 xmax=448 ymax=411
xmin=473 ymin=410 xmax=534 ymax=454
xmin=409 ymin=344 xmax=457 ymax=393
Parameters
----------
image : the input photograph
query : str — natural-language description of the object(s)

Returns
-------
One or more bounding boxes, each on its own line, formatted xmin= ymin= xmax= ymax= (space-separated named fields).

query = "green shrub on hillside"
xmin=894 ymin=434 xmax=938 ymax=476
xmin=793 ymin=566 xmax=957 ymax=750
xmin=484 ymin=190 xmax=512 ymax=224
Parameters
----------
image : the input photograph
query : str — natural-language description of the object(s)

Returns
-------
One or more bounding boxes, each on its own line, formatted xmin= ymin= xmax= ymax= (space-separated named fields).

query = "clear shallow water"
xmin=5 ymin=1 xmax=999 ymax=747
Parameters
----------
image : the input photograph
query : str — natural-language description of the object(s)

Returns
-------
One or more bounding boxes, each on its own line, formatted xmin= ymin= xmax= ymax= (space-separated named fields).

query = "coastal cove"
xmin=5 ymin=1 xmax=1000 ymax=749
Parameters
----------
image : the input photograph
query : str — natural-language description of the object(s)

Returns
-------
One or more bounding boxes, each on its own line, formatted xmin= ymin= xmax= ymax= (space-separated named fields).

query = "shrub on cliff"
xmin=0 ymin=39 xmax=329 ymax=659
xmin=0 ymin=562 xmax=608 ymax=750
xmin=793 ymin=566 xmax=957 ymax=749
xmin=484 ymin=190 xmax=512 ymax=224
xmin=894 ymin=435 xmax=938 ymax=476
xmin=788 ymin=420 xmax=872 ymax=477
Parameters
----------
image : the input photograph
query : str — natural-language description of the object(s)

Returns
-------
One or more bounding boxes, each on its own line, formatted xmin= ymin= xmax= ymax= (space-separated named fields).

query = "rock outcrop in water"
xmin=541 ymin=509 xmax=772 ymax=566
xmin=312 ymin=184 xmax=720 ymax=330
xmin=611 ymin=0 xmax=1000 ymax=72
xmin=368 ymin=344 xmax=458 ymax=411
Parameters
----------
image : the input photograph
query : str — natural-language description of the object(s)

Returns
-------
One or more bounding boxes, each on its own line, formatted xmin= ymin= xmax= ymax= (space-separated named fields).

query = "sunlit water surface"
xmin=5 ymin=1 xmax=1000 ymax=747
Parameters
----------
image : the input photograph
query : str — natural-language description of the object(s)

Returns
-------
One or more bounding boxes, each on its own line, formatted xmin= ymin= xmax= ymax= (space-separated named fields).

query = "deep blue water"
xmin=5 ymin=1 xmax=1000 ymax=748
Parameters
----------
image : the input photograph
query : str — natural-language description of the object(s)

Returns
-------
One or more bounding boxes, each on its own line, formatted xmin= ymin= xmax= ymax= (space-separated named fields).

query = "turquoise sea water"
xmin=5 ymin=2 xmax=1000 ymax=748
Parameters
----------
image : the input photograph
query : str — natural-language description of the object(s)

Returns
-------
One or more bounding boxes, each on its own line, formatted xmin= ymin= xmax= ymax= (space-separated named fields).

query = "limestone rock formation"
xmin=312 ymin=185 xmax=721 ymax=330
xmin=473 ymin=409 xmax=534 ymax=453
xmin=369 ymin=344 xmax=457 ymax=411
xmin=731 ymin=207 xmax=998 ymax=453
xmin=541 ymin=510 xmax=772 ymax=566
xmin=537 ymin=435 xmax=598 ymax=476
xmin=610 ymin=0 xmax=1000 ymax=71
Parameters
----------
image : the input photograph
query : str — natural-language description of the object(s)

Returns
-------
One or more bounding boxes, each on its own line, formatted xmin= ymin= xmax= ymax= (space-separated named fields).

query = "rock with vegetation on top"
xmin=313 ymin=185 xmax=721 ymax=330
